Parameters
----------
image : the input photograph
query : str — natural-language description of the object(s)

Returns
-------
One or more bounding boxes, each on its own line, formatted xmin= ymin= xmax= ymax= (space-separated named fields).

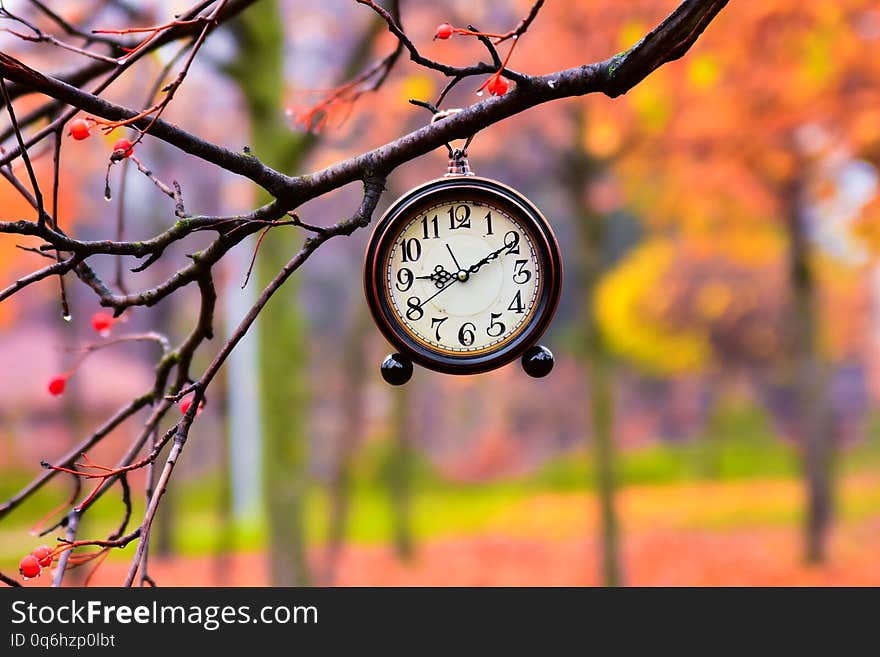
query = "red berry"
xmin=91 ymin=311 xmax=114 ymax=335
xmin=48 ymin=375 xmax=67 ymax=396
xmin=435 ymin=23 xmax=455 ymax=40
xmin=487 ymin=74 xmax=510 ymax=96
xmin=69 ymin=119 xmax=91 ymax=140
xmin=32 ymin=545 xmax=53 ymax=568
xmin=19 ymin=554 xmax=41 ymax=579
xmin=112 ymin=138 xmax=134 ymax=158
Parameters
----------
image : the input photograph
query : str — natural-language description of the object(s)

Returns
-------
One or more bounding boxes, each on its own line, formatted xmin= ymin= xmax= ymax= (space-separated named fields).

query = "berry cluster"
xmin=19 ymin=545 xmax=54 ymax=580
xmin=433 ymin=23 xmax=513 ymax=97
xmin=68 ymin=118 xmax=135 ymax=159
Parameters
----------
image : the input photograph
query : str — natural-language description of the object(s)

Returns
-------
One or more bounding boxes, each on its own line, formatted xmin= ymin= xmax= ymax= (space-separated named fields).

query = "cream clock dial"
xmin=386 ymin=200 xmax=540 ymax=355
xmin=364 ymin=176 xmax=561 ymax=377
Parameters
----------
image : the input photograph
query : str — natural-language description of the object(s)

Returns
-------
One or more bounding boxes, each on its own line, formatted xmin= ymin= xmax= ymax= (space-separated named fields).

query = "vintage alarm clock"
xmin=364 ymin=149 xmax=562 ymax=385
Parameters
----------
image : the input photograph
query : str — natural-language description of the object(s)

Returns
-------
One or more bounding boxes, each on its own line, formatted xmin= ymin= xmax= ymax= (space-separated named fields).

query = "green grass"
xmin=534 ymin=402 xmax=880 ymax=489
xmin=2 ymin=401 xmax=880 ymax=566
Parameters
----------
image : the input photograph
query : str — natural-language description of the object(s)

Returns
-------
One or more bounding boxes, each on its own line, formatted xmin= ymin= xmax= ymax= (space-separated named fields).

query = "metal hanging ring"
xmin=430 ymin=108 xmax=476 ymax=159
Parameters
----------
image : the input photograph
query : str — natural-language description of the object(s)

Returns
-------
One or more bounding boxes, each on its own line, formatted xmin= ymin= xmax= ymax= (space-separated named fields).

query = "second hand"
xmin=416 ymin=276 xmax=457 ymax=310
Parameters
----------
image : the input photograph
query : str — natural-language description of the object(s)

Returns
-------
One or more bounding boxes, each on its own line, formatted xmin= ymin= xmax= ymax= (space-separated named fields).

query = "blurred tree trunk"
xmin=565 ymin=110 xmax=623 ymax=586
xmin=228 ymin=1 xmax=386 ymax=586
xmin=213 ymin=385 xmax=234 ymax=585
xmin=153 ymin=482 xmax=175 ymax=556
xmin=227 ymin=0 xmax=314 ymax=586
xmin=323 ymin=307 xmax=369 ymax=582
xmin=387 ymin=382 xmax=414 ymax=560
xmin=784 ymin=168 xmax=834 ymax=564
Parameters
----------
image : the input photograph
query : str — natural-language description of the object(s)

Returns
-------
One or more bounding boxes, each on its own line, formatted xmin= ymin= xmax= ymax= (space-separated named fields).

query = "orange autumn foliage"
xmin=0 ymin=161 xmax=78 ymax=327
xmin=568 ymin=0 xmax=880 ymax=370
xmin=602 ymin=0 xmax=880 ymax=236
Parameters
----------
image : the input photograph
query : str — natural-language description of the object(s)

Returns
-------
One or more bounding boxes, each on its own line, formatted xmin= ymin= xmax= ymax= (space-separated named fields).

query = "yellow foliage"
xmin=800 ymin=30 xmax=833 ymax=85
xmin=628 ymin=74 xmax=672 ymax=132
xmin=853 ymin=194 xmax=880 ymax=256
xmin=595 ymin=240 xmax=710 ymax=374
xmin=583 ymin=118 xmax=621 ymax=158
xmin=687 ymin=54 xmax=720 ymax=90
xmin=399 ymin=73 xmax=435 ymax=106
xmin=617 ymin=20 xmax=646 ymax=51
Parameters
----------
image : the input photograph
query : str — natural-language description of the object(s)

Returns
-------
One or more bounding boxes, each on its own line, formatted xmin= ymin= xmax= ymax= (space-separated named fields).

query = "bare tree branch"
xmin=4 ymin=0 xmax=258 ymax=102
xmin=0 ymin=0 xmax=729 ymax=586
xmin=0 ymin=77 xmax=44 ymax=223
xmin=0 ymin=253 xmax=81 ymax=302
xmin=0 ymin=0 xmax=728 ymax=201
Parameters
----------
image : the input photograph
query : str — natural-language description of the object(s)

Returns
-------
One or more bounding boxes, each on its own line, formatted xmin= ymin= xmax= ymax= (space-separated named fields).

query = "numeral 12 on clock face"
xmin=386 ymin=200 xmax=541 ymax=354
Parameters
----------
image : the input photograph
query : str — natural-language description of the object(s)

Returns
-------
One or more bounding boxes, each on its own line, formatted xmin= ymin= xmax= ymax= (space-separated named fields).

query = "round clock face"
xmin=364 ymin=177 xmax=562 ymax=375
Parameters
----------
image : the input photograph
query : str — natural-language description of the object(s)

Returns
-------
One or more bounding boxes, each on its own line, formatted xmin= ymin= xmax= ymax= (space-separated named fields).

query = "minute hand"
xmin=467 ymin=243 xmax=510 ymax=274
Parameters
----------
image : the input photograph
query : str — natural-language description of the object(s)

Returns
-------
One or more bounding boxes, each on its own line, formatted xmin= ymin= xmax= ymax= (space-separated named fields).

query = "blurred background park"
xmin=2 ymin=0 xmax=880 ymax=586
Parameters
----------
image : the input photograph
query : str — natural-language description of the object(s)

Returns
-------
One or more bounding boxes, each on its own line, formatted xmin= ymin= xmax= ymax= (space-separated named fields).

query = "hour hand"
xmin=416 ymin=264 xmax=455 ymax=288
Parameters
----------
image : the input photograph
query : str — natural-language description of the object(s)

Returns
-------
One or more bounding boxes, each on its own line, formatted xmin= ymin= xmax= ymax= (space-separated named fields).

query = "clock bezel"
xmin=364 ymin=176 xmax=562 ymax=375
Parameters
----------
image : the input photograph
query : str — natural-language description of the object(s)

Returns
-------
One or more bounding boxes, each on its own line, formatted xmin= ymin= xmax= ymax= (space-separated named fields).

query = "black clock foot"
xmin=521 ymin=345 xmax=554 ymax=378
xmin=381 ymin=353 xmax=413 ymax=386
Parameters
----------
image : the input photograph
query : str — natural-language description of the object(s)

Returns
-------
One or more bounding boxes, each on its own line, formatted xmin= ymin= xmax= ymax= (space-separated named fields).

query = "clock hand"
xmin=446 ymin=243 xmax=464 ymax=272
xmin=416 ymin=244 xmax=469 ymax=289
xmin=467 ymin=241 xmax=510 ymax=275
xmin=414 ymin=235 xmax=513 ymax=290
xmin=414 ymin=276 xmax=457 ymax=308
xmin=416 ymin=264 xmax=455 ymax=288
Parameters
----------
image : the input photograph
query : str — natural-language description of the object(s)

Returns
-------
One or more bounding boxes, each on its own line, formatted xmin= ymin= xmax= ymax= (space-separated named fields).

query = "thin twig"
xmin=51 ymin=511 xmax=79 ymax=586
xmin=34 ymin=474 xmax=82 ymax=536
xmin=469 ymin=24 xmax=503 ymax=68
xmin=0 ymin=571 xmax=21 ymax=587
xmin=26 ymin=0 xmax=125 ymax=47
xmin=0 ymin=395 xmax=151 ymax=520
xmin=0 ymin=77 xmax=45 ymax=224
xmin=0 ymin=27 xmax=119 ymax=63
xmin=49 ymin=128 xmax=71 ymax=318
xmin=139 ymin=426 xmax=160 ymax=586
xmin=114 ymin=157 xmax=130 ymax=293
xmin=0 ymin=254 xmax=81 ymax=303
xmin=91 ymin=0 xmax=229 ymax=147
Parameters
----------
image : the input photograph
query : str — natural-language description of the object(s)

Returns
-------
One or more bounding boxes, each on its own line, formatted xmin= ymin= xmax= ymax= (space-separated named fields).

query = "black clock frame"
xmin=364 ymin=176 xmax=562 ymax=375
